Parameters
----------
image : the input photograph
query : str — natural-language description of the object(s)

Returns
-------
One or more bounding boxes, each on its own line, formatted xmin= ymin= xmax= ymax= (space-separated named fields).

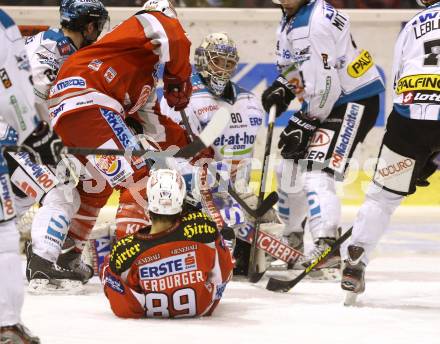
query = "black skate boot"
xmin=0 ymin=323 xmax=40 ymax=344
xmin=342 ymin=245 xmax=366 ymax=306
xmin=57 ymin=240 xmax=94 ymax=284
xmin=25 ymin=241 xmax=85 ymax=294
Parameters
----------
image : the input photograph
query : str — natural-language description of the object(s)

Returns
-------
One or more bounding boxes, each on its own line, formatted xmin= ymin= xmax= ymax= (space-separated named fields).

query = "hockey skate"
xmin=57 ymin=246 xmax=94 ymax=284
xmin=295 ymin=237 xmax=342 ymax=280
xmin=25 ymin=242 xmax=85 ymax=295
xmin=341 ymin=245 xmax=366 ymax=306
xmin=300 ymin=237 xmax=341 ymax=269
xmin=0 ymin=323 xmax=40 ymax=344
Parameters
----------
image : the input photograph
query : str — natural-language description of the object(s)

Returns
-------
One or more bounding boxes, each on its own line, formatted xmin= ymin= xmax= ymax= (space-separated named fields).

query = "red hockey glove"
xmin=163 ymin=73 xmax=192 ymax=111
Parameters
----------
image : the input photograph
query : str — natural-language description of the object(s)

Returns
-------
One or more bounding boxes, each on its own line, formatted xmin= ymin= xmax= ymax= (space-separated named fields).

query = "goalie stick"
xmin=177 ymin=108 xmax=279 ymax=220
xmin=248 ymin=105 xmax=277 ymax=282
xmin=265 ymin=227 xmax=353 ymax=293
xmin=197 ymin=166 xmax=303 ymax=263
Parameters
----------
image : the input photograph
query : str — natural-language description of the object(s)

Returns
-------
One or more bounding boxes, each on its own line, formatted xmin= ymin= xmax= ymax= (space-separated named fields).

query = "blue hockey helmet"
xmin=60 ymin=0 xmax=109 ymax=35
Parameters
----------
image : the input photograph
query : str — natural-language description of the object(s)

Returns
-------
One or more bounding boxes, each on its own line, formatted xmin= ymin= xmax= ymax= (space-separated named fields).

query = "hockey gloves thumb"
xmin=163 ymin=72 xmax=192 ymax=111
xmin=262 ymin=76 xmax=297 ymax=117
xmin=278 ymin=112 xmax=319 ymax=160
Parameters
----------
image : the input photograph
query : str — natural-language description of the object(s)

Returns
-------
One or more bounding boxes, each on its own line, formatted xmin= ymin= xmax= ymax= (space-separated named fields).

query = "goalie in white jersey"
xmin=341 ymin=0 xmax=440 ymax=303
xmin=0 ymin=9 xmax=40 ymax=343
xmin=262 ymin=0 xmax=384 ymax=268
xmin=161 ymin=32 xmax=273 ymax=274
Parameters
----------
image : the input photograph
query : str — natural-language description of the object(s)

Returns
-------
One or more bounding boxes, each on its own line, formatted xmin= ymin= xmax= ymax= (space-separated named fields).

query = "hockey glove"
xmin=278 ymin=112 xmax=319 ymax=160
xmin=22 ymin=121 xmax=63 ymax=166
xmin=262 ymin=76 xmax=296 ymax=117
xmin=163 ymin=73 xmax=192 ymax=111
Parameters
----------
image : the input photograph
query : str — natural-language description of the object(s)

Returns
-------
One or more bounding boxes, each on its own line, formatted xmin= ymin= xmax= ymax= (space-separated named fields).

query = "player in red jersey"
xmin=100 ymin=169 xmax=234 ymax=318
xmin=42 ymin=0 xmax=192 ymax=278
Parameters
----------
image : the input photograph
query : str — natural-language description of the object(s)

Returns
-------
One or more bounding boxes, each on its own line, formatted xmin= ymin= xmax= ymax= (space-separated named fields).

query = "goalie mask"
xmin=147 ymin=169 xmax=186 ymax=215
xmin=194 ymin=32 xmax=239 ymax=96
xmin=143 ymin=0 xmax=177 ymax=18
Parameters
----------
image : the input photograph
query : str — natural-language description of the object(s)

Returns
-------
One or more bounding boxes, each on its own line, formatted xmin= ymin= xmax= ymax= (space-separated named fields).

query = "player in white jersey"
xmin=0 ymin=9 xmax=41 ymax=344
xmin=341 ymin=0 xmax=440 ymax=301
xmin=160 ymin=32 xmax=269 ymax=274
xmin=262 ymin=0 xmax=384 ymax=268
xmin=5 ymin=0 xmax=109 ymax=292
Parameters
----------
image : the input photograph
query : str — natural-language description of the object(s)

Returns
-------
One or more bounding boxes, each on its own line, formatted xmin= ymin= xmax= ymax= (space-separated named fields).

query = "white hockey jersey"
xmin=276 ymin=0 xmax=384 ymax=122
xmin=25 ymin=28 xmax=77 ymax=103
xmin=393 ymin=2 xmax=440 ymax=120
xmin=0 ymin=9 xmax=39 ymax=144
xmin=161 ymin=73 xmax=264 ymax=160
xmin=161 ymin=73 xmax=264 ymax=182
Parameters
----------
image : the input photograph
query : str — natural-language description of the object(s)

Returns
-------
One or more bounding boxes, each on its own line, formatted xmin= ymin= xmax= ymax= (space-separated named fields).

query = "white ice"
xmin=21 ymin=207 xmax=440 ymax=344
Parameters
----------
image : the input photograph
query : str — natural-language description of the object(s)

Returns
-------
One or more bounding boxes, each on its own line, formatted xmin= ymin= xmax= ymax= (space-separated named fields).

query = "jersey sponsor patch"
xmin=0 ymin=174 xmax=16 ymax=221
xmin=402 ymin=90 xmax=440 ymax=104
xmin=88 ymin=59 xmax=103 ymax=72
xmin=330 ymin=102 xmax=364 ymax=174
xmin=9 ymin=151 xmax=58 ymax=192
xmin=181 ymin=212 xmax=217 ymax=240
xmin=56 ymin=38 xmax=75 ymax=56
xmin=104 ymin=274 xmax=125 ymax=294
xmin=139 ymin=252 xmax=197 ymax=280
xmin=0 ymin=68 xmax=12 ymax=89
xmin=100 ymin=108 xmax=134 ymax=148
xmin=104 ymin=67 xmax=117 ymax=83
xmin=347 ymin=50 xmax=374 ymax=78
xmin=50 ymin=77 xmax=87 ymax=96
xmin=10 ymin=167 xmax=45 ymax=202
xmin=88 ymin=139 xmax=134 ymax=188
xmin=373 ymin=145 xmax=416 ymax=194
xmin=396 ymin=74 xmax=440 ymax=95
xmin=305 ymin=128 xmax=335 ymax=163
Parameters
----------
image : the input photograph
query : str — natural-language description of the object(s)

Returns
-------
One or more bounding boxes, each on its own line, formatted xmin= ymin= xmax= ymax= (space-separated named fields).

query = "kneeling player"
xmin=100 ymin=169 xmax=234 ymax=318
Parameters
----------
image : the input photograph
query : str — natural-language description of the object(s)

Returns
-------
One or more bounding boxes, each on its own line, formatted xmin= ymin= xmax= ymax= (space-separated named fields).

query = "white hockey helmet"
xmin=146 ymin=169 xmax=186 ymax=215
xmin=143 ymin=0 xmax=177 ymax=18
xmin=416 ymin=0 xmax=440 ymax=6
xmin=272 ymin=0 xmax=297 ymax=4
xmin=194 ymin=32 xmax=239 ymax=96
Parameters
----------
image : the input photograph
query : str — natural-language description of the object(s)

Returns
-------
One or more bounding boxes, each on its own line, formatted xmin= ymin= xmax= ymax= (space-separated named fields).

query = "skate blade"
xmin=344 ymin=291 xmax=358 ymax=306
xmin=28 ymin=279 xmax=85 ymax=295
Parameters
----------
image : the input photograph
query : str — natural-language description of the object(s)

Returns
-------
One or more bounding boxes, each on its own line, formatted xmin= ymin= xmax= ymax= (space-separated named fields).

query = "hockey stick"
xmin=265 ymin=227 xmax=353 ymax=293
xmin=247 ymin=105 xmax=277 ymax=282
xmin=3 ymin=107 xmax=230 ymax=161
xmin=178 ymin=108 xmax=278 ymax=220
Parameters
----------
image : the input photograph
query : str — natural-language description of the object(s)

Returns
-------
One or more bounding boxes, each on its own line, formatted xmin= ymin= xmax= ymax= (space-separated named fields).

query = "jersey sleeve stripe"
xmin=0 ymin=9 xmax=15 ymax=29
xmin=135 ymin=13 xmax=170 ymax=64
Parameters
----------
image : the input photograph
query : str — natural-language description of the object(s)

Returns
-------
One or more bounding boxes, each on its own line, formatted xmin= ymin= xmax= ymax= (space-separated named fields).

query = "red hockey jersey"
xmin=48 ymin=10 xmax=191 ymax=124
xmin=102 ymin=211 xmax=234 ymax=318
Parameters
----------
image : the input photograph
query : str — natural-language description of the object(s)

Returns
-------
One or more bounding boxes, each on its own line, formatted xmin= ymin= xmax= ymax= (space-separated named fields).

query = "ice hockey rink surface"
xmin=21 ymin=207 xmax=440 ymax=344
